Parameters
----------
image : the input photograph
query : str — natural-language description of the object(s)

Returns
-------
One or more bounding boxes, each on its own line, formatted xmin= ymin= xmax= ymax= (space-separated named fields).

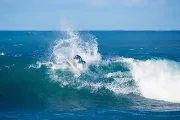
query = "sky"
xmin=0 ymin=0 xmax=180 ymax=30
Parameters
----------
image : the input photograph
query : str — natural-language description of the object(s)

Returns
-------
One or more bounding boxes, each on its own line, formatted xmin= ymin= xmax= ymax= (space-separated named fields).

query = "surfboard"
xmin=65 ymin=58 xmax=80 ymax=72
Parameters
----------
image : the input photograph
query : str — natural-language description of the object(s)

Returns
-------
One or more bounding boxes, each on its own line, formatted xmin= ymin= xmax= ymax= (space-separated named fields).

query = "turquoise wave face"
xmin=0 ymin=31 xmax=180 ymax=111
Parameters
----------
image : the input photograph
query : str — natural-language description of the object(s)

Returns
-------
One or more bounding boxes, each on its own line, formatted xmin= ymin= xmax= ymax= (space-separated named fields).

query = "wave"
xmin=47 ymin=59 xmax=136 ymax=95
xmin=30 ymin=28 xmax=180 ymax=104
xmin=116 ymin=57 xmax=180 ymax=103
xmin=30 ymin=28 xmax=136 ymax=96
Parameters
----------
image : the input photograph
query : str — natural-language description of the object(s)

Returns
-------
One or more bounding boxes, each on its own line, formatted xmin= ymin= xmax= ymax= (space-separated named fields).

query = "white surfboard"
xmin=65 ymin=58 xmax=83 ymax=77
xmin=65 ymin=58 xmax=81 ymax=72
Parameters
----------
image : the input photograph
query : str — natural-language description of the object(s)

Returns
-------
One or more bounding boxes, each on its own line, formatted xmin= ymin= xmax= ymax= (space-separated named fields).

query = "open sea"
xmin=0 ymin=31 xmax=180 ymax=119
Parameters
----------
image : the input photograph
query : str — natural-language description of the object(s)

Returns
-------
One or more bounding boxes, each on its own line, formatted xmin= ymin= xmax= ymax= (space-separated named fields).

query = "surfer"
xmin=74 ymin=55 xmax=86 ymax=64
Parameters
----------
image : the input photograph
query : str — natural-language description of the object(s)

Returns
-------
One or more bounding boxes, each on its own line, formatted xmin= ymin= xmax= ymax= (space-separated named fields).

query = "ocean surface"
xmin=0 ymin=31 xmax=180 ymax=119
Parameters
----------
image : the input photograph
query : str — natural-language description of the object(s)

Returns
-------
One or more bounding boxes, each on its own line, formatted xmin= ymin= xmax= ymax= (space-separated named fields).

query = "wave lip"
xmin=116 ymin=57 xmax=180 ymax=103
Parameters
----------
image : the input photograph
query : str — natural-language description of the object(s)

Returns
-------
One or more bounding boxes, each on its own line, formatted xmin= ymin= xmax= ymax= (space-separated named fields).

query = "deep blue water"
xmin=0 ymin=31 xmax=180 ymax=119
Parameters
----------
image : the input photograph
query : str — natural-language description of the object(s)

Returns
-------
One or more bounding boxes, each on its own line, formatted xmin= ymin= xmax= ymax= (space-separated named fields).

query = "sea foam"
xmin=116 ymin=57 xmax=180 ymax=103
xmin=49 ymin=28 xmax=101 ymax=76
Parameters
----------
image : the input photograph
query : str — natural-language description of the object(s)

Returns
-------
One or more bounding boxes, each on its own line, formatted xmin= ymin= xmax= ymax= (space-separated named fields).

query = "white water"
xmin=116 ymin=57 xmax=180 ymax=103
xmin=105 ymin=71 xmax=137 ymax=94
xmin=48 ymin=27 xmax=101 ymax=76
xmin=0 ymin=52 xmax=5 ymax=56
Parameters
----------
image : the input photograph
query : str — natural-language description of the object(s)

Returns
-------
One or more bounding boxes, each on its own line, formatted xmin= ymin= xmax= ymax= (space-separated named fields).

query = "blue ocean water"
xmin=0 ymin=31 xmax=180 ymax=119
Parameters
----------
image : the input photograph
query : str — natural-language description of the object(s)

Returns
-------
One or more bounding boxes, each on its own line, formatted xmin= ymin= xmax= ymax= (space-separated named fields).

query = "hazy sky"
xmin=0 ymin=0 xmax=180 ymax=30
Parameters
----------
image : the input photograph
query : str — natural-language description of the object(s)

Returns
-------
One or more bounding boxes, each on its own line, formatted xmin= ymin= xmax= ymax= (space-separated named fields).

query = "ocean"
xmin=0 ymin=31 xmax=180 ymax=119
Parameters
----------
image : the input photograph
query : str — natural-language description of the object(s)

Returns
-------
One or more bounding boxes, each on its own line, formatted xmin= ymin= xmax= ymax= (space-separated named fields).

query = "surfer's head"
xmin=82 ymin=61 xmax=86 ymax=64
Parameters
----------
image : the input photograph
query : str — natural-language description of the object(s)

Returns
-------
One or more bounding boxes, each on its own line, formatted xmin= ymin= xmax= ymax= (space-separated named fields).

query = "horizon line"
xmin=0 ymin=30 xmax=180 ymax=32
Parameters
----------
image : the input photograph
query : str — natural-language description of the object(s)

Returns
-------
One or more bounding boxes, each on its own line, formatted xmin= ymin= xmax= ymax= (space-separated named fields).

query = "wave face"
xmin=0 ymin=31 xmax=180 ymax=111
xmin=39 ymin=30 xmax=137 ymax=96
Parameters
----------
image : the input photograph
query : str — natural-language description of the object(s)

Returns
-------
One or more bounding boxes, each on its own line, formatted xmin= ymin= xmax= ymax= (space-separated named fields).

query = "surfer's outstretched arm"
xmin=74 ymin=55 xmax=79 ymax=59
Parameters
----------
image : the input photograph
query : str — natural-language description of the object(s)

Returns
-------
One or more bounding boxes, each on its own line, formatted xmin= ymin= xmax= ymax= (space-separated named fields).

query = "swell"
xmin=1 ymin=30 xmax=180 ymax=111
xmin=0 ymin=64 xmax=132 ymax=110
xmin=1 ymin=56 xmax=180 ymax=111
